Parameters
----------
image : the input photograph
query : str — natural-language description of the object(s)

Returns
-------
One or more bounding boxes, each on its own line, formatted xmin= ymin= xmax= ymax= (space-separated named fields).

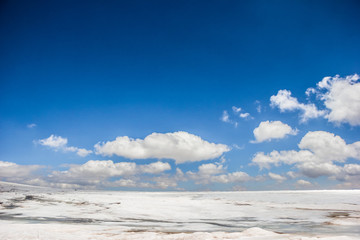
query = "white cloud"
xmin=298 ymin=131 xmax=359 ymax=162
xmin=110 ymin=179 xmax=137 ymax=188
xmin=298 ymin=162 xmax=342 ymax=178
xmin=251 ymin=120 xmax=298 ymax=143
xmin=296 ymin=179 xmax=312 ymax=187
xmin=232 ymin=106 xmax=251 ymax=119
xmin=0 ymin=160 xmax=163 ymax=190
xmin=148 ymin=176 xmax=179 ymax=189
xmin=187 ymin=162 xmax=250 ymax=184
xmin=333 ymin=164 xmax=360 ymax=189
xmin=51 ymin=160 xmax=137 ymax=181
xmin=255 ymin=100 xmax=262 ymax=113
xmin=222 ymin=106 xmax=252 ymax=126
xmin=286 ymin=171 xmax=299 ymax=179
xmin=38 ymin=135 xmax=68 ymax=148
xmin=239 ymin=112 xmax=250 ymax=118
xmin=343 ymin=164 xmax=360 ymax=175
xmin=76 ymin=148 xmax=93 ymax=157
xmin=270 ymin=89 xmax=326 ymax=122
xmin=252 ymin=150 xmax=314 ymax=170
xmin=268 ymin=172 xmax=286 ymax=182
xmin=252 ymin=131 xmax=360 ymax=178
xmin=37 ymin=135 xmax=92 ymax=157
xmin=187 ymin=163 xmax=224 ymax=184
xmin=108 ymin=168 xmax=184 ymax=190
xmin=140 ymin=161 xmax=171 ymax=174
xmin=198 ymin=163 xmax=225 ymax=175
xmin=232 ymin=106 xmax=242 ymax=113
xmin=305 ymin=88 xmax=316 ymax=97
xmin=221 ymin=110 xmax=238 ymax=127
xmin=271 ymin=74 xmax=360 ymax=126
xmin=51 ymin=160 xmax=171 ymax=181
xmin=0 ymin=161 xmax=43 ymax=182
xmin=48 ymin=160 xmax=173 ymax=189
xmin=221 ymin=110 xmax=231 ymax=122
xmin=211 ymin=171 xmax=250 ymax=183
xmin=316 ymin=74 xmax=360 ymax=126
xmin=95 ymin=131 xmax=230 ymax=164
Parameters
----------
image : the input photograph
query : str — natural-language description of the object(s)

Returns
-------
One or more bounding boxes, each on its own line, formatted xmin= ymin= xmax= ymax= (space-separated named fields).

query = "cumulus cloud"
xmin=252 ymin=131 xmax=360 ymax=179
xmin=333 ymin=164 xmax=360 ymax=183
xmin=198 ymin=163 xmax=225 ymax=175
xmin=187 ymin=162 xmax=250 ymax=184
xmin=332 ymin=164 xmax=360 ymax=189
xmin=343 ymin=164 xmax=360 ymax=175
xmin=51 ymin=160 xmax=137 ymax=180
xmin=251 ymin=120 xmax=298 ymax=143
xmin=298 ymin=162 xmax=342 ymax=178
xmin=296 ymin=179 xmax=312 ymax=187
xmin=271 ymin=74 xmax=360 ymax=126
xmin=187 ymin=163 xmax=225 ymax=184
xmin=268 ymin=172 xmax=286 ymax=182
xmin=38 ymin=135 xmax=67 ymax=148
xmin=270 ymin=90 xmax=326 ymax=122
xmin=51 ymin=160 xmax=170 ymax=182
xmin=139 ymin=161 xmax=171 ymax=174
xmin=95 ymin=131 xmax=230 ymax=164
xmin=1 ymin=159 xmax=250 ymax=190
xmin=46 ymin=160 xmax=174 ymax=189
xmin=211 ymin=171 xmax=250 ymax=184
xmin=316 ymin=74 xmax=360 ymax=126
xmin=0 ymin=159 xmax=175 ymax=190
xmin=0 ymin=161 xmax=43 ymax=182
xmin=298 ymin=131 xmax=360 ymax=162
xmin=76 ymin=148 xmax=93 ymax=157
xmin=252 ymin=150 xmax=313 ymax=170
xmin=37 ymin=135 xmax=92 ymax=157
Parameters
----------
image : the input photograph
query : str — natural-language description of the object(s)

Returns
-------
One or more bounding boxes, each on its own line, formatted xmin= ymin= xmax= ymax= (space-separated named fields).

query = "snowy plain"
xmin=0 ymin=181 xmax=359 ymax=240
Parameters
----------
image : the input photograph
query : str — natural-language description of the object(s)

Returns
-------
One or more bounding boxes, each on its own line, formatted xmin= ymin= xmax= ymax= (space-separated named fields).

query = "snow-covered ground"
xmin=1 ymin=181 xmax=359 ymax=240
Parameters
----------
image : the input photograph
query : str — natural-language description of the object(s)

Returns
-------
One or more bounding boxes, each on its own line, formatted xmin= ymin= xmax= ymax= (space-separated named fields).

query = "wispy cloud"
xmin=221 ymin=106 xmax=252 ymax=127
xmin=255 ymin=100 xmax=262 ymax=113
xmin=221 ymin=110 xmax=238 ymax=127
xmin=27 ymin=123 xmax=37 ymax=129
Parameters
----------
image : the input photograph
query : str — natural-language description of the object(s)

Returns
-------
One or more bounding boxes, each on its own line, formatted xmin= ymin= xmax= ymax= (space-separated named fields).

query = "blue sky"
xmin=1 ymin=0 xmax=360 ymax=190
